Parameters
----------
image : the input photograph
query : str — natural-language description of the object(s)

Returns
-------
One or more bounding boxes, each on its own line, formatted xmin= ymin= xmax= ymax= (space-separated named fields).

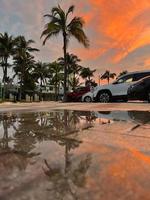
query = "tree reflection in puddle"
xmin=0 ymin=110 xmax=149 ymax=199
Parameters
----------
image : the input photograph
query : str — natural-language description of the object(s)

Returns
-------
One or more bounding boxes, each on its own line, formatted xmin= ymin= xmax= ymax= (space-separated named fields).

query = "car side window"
xmin=134 ymin=73 xmax=150 ymax=81
xmin=116 ymin=75 xmax=133 ymax=84
xmin=125 ymin=77 xmax=133 ymax=83
xmin=145 ymin=77 xmax=150 ymax=86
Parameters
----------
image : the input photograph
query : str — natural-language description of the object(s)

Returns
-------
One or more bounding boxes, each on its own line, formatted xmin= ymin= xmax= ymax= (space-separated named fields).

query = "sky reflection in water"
xmin=0 ymin=110 xmax=150 ymax=200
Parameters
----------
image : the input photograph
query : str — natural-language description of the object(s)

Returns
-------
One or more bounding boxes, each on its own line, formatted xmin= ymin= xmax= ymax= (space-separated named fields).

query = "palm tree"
xmin=33 ymin=62 xmax=49 ymax=101
xmin=0 ymin=32 xmax=16 ymax=99
xmin=14 ymin=36 xmax=39 ymax=55
xmin=118 ymin=70 xmax=128 ymax=78
xmin=13 ymin=36 xmax=39 ymax=100
xmin=41 ymin=5 xmax=89 ymax=101
xmin=58 ymin=53 xmax=82 ymax=91
xmin=80 ymin=67 xmax=96 ymax=86
xmin=49 ymin=61 xmax=63 ymax=101
xmin=69 ymin=76 xmax=82 ymax=90
xmin=13 ymin=53 xmax=36 ymax=100
xmin=101 ymin=70 xmax=116 ymax=84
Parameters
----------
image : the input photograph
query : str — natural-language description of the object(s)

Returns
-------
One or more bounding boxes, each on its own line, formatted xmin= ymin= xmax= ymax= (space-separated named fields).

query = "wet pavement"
xmin=0 ymin=110 xmax=150 ymax=200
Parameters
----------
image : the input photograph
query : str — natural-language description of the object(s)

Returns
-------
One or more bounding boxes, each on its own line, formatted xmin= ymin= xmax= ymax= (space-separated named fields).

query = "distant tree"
xmin=49 ymin=61 xmax=63 ymax=101
xmin=101 ymin=70 xmax=116 ymax=84
xmin=118 ymin=70 xmax=128 ymax=78
xmin=41 ymin=5 xmax=89 ymax=101
xmin=58 ymin=53 xmax=82 ymax=91
xmin=80 ymin=67 xmax=96 ymax=86
xmin=33 ymin=62 xmax=49 ymax=101
xmin=69 ymin=77 xmax=82 ymax=90
xmin=13 ymin=36 xmax=39 ymax=100
xmin=0 ymin=32 xmax=16 ymax=99
xmin=13 ymin=53 xmax=36 ymax=99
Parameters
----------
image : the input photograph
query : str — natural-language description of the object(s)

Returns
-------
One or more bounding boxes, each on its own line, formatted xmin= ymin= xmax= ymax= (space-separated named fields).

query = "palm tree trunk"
xmin=3 ymin=57 xmax=8 ymax=101
xmin=55 ymin=84 xmax=57 ymax=101
xmin=40 ymin=78 xmax=42 ymax=101
xmin=63 ymin=32 xmax=67 ymax=102
xmin=19 ymin=74 xmax=22 ymax=101
xmin=108 ymin=77 xmax=110 ymax=84
xmin=73 ymin=72 xmax=76 ymax=91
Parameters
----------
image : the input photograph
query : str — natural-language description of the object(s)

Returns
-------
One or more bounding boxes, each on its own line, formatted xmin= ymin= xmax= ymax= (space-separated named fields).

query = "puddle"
xmin=0 ymin=110 xmax=150 ymax=200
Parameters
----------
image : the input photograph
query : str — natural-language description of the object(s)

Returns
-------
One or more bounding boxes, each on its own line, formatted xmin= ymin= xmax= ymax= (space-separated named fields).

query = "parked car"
xmin=127 ymin=76 xmax=150 ymax=102
xmin=82 ymin=70 xmax=150 ymax=103
xmin=66 ymin=86 xmax=90 ymax=102
xmin=82 ymin=86 xmax=98 ymax=102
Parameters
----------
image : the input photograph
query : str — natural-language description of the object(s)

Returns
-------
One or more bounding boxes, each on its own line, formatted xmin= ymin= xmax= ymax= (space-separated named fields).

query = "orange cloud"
xmin=74 ymin=0 xmax=150 ymax=63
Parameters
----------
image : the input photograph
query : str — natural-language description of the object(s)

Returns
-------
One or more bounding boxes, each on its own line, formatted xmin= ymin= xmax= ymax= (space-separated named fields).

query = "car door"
xmin=111 ymin=75 xmax=134 ymax=96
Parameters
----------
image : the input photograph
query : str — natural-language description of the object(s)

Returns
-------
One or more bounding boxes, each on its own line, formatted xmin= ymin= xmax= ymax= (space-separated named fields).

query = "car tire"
xmin=98 ymin=91 xmax=111 ymax=103
xmin=148 ymin=91 xmax=150 ymax=103
xmin=84 ymin=96 xmax=92 ymax=102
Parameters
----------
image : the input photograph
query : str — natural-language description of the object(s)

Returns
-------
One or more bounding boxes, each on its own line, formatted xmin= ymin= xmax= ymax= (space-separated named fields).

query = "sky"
xmin=0 ymin=0 xmax=150 ymax=78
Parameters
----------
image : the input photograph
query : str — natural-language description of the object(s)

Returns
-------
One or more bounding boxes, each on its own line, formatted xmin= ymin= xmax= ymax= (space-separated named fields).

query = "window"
xmin=115 ymin=75 xmax=133 ymax=84
xmin=134 ymin=73 xmax=150 ymax=81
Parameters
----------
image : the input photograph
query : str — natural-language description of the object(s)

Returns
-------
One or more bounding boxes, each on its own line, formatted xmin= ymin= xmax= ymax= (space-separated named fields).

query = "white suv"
xmin=82 ymin=71 xmax=150 ymax=103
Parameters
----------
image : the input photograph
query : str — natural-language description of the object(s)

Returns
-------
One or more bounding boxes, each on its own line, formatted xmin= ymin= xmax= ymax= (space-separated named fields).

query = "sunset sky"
xmin=0 ymin=0 xmax=150 ymax=77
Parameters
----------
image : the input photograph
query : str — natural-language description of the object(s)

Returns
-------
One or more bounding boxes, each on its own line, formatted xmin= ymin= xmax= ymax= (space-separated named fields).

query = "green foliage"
xmin=0 ymin=33 xmax=17 ymax=99
xmin=41 ymin=4 xmax=89 ymax=101
xmin=118 ymin=70 xmax=128 ymax=78
xmin=80 ymin=67 xmax=96 ymax=82
xmin=101 ymin=70 xmax=116 ymax=84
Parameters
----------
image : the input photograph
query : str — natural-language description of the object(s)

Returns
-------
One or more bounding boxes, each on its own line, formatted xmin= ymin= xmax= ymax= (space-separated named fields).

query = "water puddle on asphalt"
xmin=0 ymin=110 xmax=150 ymax=200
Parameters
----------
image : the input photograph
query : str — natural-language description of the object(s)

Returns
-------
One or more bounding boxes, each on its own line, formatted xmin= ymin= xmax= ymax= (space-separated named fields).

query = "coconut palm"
xmin=101 ymin=70 xmax=116 ymax=84
xmin=69 ymin=76 xmax=82 ymax=90
xmin=58 ymin=53 xmax=82 ymax=91
xmin=41 ymin=5 xmax=89 ymax=101
xmin=80 ymin=67 xmax=96 ymax=86
xmin=13 ymin=53 xmax=36 ymax=100
xmin=0 ymin=32 xmax=16 ymax=99
xmin=14 ymin=36 xmax=39 ymax=55
xmin=118 ymin=70 xmax=128 ymax=78
xmin=49 ymin=61 xmax=63 ymax=101
xmin=13 ymin=36 xmax=39 ymax=100
xmin=33 ymin=62 xmax=49 ymax=101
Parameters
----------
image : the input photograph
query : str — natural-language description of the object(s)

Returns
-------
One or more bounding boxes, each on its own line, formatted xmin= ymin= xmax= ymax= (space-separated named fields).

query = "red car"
xmin=66 ymin=87 xmax=90 ymax=102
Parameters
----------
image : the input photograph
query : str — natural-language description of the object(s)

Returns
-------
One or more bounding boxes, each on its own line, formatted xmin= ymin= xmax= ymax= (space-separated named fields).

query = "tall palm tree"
xmin=101 ymin=70 xmax=116 ymax=84
xmin=33 ymin=62 xmax=49 ymax=101
xmin=0 ymin=32 xmax=16 ymax=99
xmin=13 ymin=36 xmax=39 ymax=100
xmin=13 ymin=53 xmax=36 ymax=100
xmin=41 ymin=5 xmax=89 ymax=101
xmin=58 ymin=53 xmax=82 ymax=91
xmin=80 ymin=67 xmax=96 ymax=86
xmin=49 ymin=61 xmax=63 ymax=101
xmin=14 ymin=36 xmax=39 ymax=55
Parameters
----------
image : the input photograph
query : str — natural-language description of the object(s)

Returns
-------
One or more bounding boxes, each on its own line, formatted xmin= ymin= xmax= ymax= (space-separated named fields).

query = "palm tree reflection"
xmin=0 ymin=110 xmax=94 ymax=171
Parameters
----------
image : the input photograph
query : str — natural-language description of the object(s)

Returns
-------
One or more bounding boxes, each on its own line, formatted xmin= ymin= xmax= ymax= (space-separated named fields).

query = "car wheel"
xmin=84 ymin=96 xmax=92 ymax=102
xmin=98 ymin=92 xmax=111 ymax=103
xmin=148 ymin=91 xmax=150 ymax=102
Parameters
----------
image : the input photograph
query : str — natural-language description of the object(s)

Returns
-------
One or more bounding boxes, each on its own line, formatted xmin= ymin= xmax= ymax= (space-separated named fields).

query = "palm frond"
xmin=41 ymin=22 xmax=61 ymax=40
xmin=68 ymin=17 xmax=89 ymax=48
xmin=66 ymin=5 xmax=75 ymax=18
